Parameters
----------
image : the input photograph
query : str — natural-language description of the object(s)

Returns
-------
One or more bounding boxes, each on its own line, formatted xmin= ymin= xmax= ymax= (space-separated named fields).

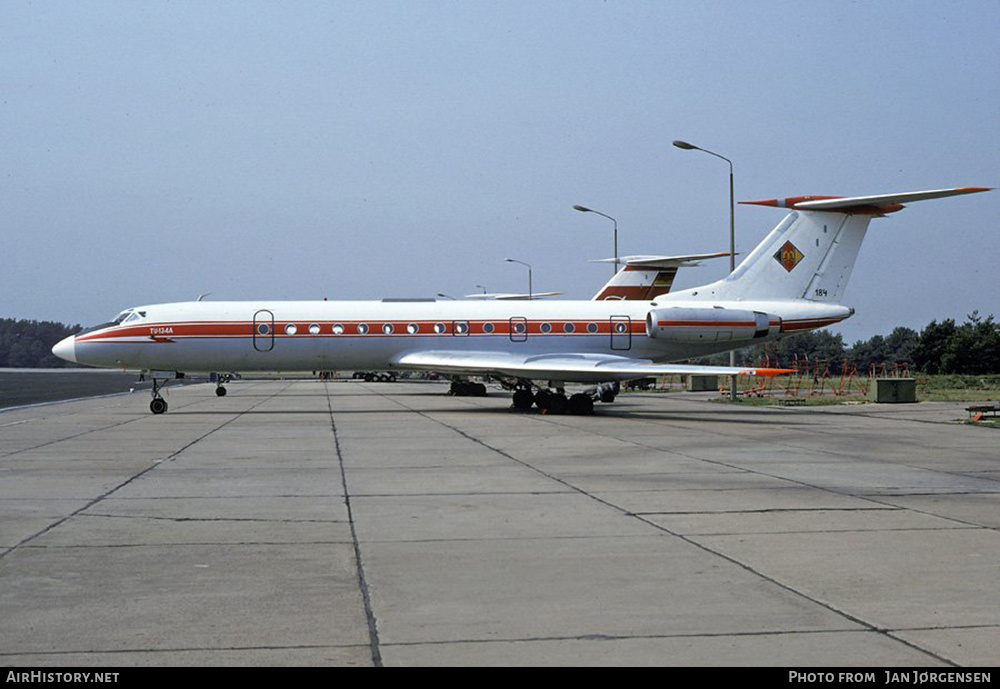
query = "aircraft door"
xmin=509 ymin=317 xmax=528 ymax=342
xmin=610 ymin=316 xmax=631 ymax=351
xmin=253 ymin=310 xmax=275 ymax=352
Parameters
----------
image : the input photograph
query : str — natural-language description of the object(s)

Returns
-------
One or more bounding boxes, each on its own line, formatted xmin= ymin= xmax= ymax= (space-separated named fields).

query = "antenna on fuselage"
xmin=196 ymin=293 xmax=211 ymax=302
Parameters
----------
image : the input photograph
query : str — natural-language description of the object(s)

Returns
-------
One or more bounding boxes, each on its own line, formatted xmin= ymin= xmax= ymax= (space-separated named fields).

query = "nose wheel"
xmin=149 ymin=375 xmax=169 ymax=414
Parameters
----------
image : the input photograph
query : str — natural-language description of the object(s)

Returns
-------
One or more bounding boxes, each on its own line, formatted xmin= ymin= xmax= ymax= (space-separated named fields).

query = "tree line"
xmin=2 ymin=312 xmax=998 ymax=374
xmin=734 ymin=312 xmax=1000 ymax=375
xmin=0 ymin=319 xmax=81 ymax=368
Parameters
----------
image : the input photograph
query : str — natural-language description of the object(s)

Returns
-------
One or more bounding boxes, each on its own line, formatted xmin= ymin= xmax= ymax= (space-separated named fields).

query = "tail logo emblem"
xmin=774 ymin=241 xmax=805 ymax=272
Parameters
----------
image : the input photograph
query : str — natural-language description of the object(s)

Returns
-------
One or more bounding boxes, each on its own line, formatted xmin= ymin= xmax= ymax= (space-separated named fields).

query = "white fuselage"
xmin=59 ymin=296 xmax=850 ymax=380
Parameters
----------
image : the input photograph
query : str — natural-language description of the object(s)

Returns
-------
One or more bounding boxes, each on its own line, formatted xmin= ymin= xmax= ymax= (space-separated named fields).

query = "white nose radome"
xmin=52 ymin=335 xmax=77 ymax=364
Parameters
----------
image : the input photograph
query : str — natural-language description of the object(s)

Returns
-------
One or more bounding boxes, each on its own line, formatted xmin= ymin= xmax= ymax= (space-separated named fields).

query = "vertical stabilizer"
xmin=697 ymin=186 xmax=991 ymax=303
xmin=708 ymin=211 xmax=872 ymax=302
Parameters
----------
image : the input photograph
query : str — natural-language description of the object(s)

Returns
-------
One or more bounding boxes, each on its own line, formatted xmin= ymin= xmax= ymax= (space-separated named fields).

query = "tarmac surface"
xmin=0 ymin=379 xmax=997 ymax=667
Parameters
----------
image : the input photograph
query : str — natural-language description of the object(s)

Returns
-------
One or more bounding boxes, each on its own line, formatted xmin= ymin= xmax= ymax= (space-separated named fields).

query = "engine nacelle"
xmin=646 ymin=307 xmax=779 ymax=343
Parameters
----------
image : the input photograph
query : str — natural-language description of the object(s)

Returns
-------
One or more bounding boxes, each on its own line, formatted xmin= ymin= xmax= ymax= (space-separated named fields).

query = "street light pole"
xmin=672 ymin=140 xmax=738 ymax=402
xmin=572 ymin=205 xmax=619 ymax=276
xmin=504 ymin=258 xmax=533 ymax=300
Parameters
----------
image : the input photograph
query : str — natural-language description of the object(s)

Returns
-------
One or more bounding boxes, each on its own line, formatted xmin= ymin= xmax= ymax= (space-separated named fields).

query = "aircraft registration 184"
xmin=52 ymin=186 xmax=990 ymax=415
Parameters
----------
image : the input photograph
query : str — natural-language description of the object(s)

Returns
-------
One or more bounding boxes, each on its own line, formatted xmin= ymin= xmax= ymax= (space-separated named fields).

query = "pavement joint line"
xmin=700 ymin=395 xmax=1000 ymax=460
xmin=0 ymin=643 xmax=371 ymax=658
xmin=325 ymin=381 xmax=383 ymax=669
xmin=17 ymin=540 xmax=356 ymax=550
xmin=634 ymin=507 xmax=899 ymax=514
xmin=684 ymin=527 xmax=980 ymax=537
xmin=77 ymin=513 xmax=348 ymax=524
xmin=523 ymin=407 xmax=999 ymax=533
xmin=0 ymin=385 xmax=228 ymax=459
xmin=0 ymin=382 xmax=292 ymax=563
xmin=372 ymin=386 xmax=963 ymax=668
xmin=376 ymin=626 xmax=884 ymax=648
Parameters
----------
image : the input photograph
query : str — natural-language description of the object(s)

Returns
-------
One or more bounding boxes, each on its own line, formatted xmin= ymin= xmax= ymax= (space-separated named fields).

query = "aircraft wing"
xmin=392 ymin=350 xmax=792 ymax=383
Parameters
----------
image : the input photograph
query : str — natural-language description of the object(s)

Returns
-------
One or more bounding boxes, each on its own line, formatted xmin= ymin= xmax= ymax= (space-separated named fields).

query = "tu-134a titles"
xmin=52 ymin=186 xmax=990 ymax=414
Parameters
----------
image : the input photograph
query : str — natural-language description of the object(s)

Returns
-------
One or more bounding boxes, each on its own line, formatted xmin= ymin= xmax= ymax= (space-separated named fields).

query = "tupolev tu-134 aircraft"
xmin=52 ymin=186 xmax=990 ymax=415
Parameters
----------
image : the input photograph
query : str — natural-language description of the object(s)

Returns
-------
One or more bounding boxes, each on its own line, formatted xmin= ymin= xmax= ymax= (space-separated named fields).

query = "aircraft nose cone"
xmin=52 ymin=335 xmax=77 ymax=364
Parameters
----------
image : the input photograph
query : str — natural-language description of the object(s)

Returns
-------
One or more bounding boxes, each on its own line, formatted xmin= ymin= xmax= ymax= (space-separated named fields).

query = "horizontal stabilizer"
xmin=590 ymin=252 xmax=732 ymax=268
xmin=462 ymin=292 xmax=563 ymax=300
xmin=742 ymin=186 xmax=991 ymax=215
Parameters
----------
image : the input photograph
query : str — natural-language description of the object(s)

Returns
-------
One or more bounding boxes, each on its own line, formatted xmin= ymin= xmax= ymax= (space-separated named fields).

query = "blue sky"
xmin=3 ymin=0 xmax=997 ymax=344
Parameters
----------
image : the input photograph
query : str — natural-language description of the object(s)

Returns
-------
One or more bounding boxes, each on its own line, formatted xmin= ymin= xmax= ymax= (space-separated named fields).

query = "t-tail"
xmin=681 ymin=187 xmax=991 ymax=303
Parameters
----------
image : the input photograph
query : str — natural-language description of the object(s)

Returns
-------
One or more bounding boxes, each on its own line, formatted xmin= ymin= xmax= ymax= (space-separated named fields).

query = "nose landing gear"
xmin=149 ymin=376 xmax=168 ymax=414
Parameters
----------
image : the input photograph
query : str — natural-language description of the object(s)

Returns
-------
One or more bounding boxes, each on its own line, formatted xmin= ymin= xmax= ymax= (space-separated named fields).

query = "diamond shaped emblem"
xmin=774 ymin=241 xmax=804 ymax=272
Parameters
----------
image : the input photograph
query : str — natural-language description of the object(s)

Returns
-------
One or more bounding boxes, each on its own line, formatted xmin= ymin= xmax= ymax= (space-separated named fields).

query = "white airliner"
xmin=52 ymin=186 xmax=989 ymax=415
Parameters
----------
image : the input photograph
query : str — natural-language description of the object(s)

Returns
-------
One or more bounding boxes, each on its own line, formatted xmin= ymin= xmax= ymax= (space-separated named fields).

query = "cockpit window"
xmin=108 ymin=309 xmax=147 ymax=327
xmin=77 ymin=307 xmax=143 ymax=336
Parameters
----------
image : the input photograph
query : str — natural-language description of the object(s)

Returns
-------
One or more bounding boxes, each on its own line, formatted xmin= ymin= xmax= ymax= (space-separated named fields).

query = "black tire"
xmin=546 ymin=393 xmax=568 ymax=415
xmin=600 ymin=391 xmax=617 ymax=403
xmin=150 ymin=398 xmax=168 ymax=415
xmin=364 ymin=373 xmax=374 ymax=382
xmin=474 ymin=383 xmax=487 ymax=397
xmin=568 ymin=393 xmax=594 ymax=415
xmin=216 ymin=386 xmax=227 ymax=397
xmin=512 ymin=389 xmax=534 ymax=410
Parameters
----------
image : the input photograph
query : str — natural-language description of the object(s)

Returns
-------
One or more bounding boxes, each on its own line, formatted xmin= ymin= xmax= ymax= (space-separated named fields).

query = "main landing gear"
xmin=508 ymin=380 xmax=620 ymax=415
xmin=450 ymin=380 xmax=487 ymax=397
xmin=509 ymin=382 xmax=595 ymax=416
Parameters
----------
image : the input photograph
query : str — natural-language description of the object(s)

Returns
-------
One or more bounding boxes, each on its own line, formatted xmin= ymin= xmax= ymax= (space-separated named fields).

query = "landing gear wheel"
xmin=216 ymin=386 xmax=227 ymax=397
xmin=547 ymin=393 xmax=568 ymax=415
xmin=536 ymin=391 xmax=568 ymax=414
xmin=568 ymin=393 xmax=594 ymax=415
xmin=473 ymin=382 xmax=487 ymax=397
xmin=150 ymin=398 xmax=168 ymax=415
xmin=512 ymin=389 xmax=534 ymax=410
xmin=600 ymin=390 xmax=617 ymax=403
